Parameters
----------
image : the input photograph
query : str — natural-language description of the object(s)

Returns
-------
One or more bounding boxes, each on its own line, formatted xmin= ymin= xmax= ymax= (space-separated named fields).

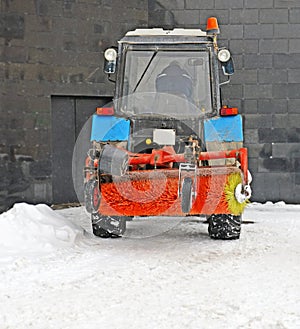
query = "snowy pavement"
xmin=0 ymin=202 xmax=299 ymax=329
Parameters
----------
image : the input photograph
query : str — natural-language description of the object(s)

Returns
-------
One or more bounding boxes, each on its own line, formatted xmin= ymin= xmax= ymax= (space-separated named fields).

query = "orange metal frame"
xmin=87 ymin=147 xmax=248 ymax=186
xmin=127 ymin=147 xmax=248 ymax=185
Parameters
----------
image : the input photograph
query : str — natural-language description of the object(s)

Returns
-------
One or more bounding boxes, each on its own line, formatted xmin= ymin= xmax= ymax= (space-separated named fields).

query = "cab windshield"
xmin=119 ymin=49 xmax=213 ymax=117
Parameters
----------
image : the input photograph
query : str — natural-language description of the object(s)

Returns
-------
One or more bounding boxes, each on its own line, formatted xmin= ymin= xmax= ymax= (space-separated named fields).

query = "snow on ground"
xmin=0 ymin=202 xmax=299 ymax=329
xmin=0 ymin=203 xmax=85 ymax=259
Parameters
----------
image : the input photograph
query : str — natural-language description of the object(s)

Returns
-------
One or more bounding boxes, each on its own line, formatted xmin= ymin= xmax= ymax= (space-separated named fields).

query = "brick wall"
xmin=0 ymin=0 xmax=147 ymax=211
xmin=149 ymin=0 xmax=300 ymax=203
xmin=1 ymin=0 xmax=299 ymax=210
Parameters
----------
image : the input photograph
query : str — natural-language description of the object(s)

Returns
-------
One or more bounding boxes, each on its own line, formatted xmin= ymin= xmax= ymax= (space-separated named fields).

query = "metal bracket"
xmin=219 ymin=76 xmax=231 ymax=87
xmin=178 ymin=163 xmax=197 ymax=198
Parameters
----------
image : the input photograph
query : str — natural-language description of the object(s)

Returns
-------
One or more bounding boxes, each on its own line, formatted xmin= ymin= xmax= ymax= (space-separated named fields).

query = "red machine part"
xmin=84 ymin=157 xmax=99 ymax=183
xmin=85 ymin=146 xmax=249 ymax=217
xmin=128 ymin=147 xmax=248 ymax=185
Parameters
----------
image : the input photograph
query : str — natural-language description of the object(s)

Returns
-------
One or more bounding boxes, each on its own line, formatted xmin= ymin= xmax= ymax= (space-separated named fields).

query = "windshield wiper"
xmin=133 ymin=51 xmax=157 ymax=93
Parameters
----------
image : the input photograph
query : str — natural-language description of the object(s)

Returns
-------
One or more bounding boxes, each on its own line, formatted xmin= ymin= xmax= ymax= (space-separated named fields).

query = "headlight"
xmin=104 ymin=48 xmax=117 ymax=61
xmin=218 ymin=49 xmax=231 ymax=62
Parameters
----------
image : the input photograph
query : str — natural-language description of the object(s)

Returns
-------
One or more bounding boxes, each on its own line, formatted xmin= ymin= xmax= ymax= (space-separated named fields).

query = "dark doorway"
xmin=51 ymin=96 xmax=112 ymax=204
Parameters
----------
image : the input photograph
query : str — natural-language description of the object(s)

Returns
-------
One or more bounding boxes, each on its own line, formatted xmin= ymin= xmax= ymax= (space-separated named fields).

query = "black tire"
xmin=181 ymin=177 xmax=193 ymax=213
xmin=207 ymin=214 xmax=241 ymax=240
xmin=84 ymin=179 xmax=100 ymax=214
xmin=91 ymin=213 xmax=127 ymax=238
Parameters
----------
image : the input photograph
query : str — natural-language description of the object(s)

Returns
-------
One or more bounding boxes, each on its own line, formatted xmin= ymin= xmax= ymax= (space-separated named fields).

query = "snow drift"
xmin=0 ymin=203 xmax=85 ymax=256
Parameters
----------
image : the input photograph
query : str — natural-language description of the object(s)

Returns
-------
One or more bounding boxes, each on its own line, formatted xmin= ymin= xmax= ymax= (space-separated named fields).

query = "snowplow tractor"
xmin=83 ymin=17 xmax=251 ymax=239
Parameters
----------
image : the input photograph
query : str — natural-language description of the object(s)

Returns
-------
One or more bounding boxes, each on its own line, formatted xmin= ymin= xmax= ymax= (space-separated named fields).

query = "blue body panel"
xmin=90 ymin=115 xmax=130 ymax=142
xmin=204 ymin=115 xmax=243 ymax=142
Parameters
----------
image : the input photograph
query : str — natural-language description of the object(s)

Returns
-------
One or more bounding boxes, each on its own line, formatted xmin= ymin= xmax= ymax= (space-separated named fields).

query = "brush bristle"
xmin=224 ymin=172 xmax=250 ymax=216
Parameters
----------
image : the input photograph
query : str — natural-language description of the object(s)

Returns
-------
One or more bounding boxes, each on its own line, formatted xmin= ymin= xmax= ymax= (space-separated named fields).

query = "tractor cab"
xmin=101 ymin=19 xmax=236 ymax=155
xmin=83 ymin=18 xmax=252 ymax=240
xmin=115 ymin=32 xmax=216 ymax=118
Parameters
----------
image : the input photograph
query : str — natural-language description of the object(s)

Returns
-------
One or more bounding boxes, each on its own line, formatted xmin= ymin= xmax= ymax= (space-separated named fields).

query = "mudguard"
xmin=203 ymin=115 xmax=243 ymax=142
xmin=90 ymin=115 xmax=130 ymax=142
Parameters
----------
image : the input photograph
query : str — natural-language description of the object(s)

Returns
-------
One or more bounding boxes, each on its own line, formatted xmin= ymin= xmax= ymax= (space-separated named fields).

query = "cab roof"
xmin=120 ymin=28 xmax=211 ymax=45
xmin=125 ymin=28 xmax=207 ymax=37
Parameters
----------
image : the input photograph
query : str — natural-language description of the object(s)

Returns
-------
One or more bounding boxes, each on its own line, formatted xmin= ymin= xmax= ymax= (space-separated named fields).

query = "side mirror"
xmin=218 ymin=48 xmax=234 ymax=76
xmin=104 ymin=48 xmax=117 ymax=74
xmin=221 ymin=58 xmax=234 ymax=76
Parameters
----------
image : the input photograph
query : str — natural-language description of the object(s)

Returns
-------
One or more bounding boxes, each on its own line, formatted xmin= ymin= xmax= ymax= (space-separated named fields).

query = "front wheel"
xmin=91 ymin=213 xmax=127 ymax=238
xmin=207 ymin=214 xmax=241 ymax=240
